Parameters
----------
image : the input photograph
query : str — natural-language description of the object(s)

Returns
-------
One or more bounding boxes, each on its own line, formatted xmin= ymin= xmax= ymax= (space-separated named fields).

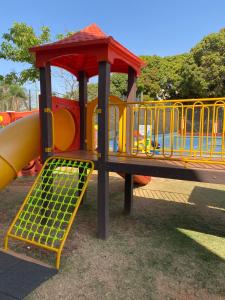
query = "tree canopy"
xmin=109 ymin=28 xmax=225 ymax=100
xmin=179 ymin=28 xmax=225 ymax=98
xmin=0 ymin=81 xmax=27 ymax=111
xmin=0 ymin=23 xmax=225 ymax=100
xmin=0 ymin=23 xmax=51 ymax=84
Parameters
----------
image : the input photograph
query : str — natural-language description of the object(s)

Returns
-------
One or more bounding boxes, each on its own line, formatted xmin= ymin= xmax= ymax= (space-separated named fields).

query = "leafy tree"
xmin=109 ymin=55 xmax=187 ymax=100
xmin=178 ymin=56 xmax=208 ymax=98
xmin=0 ymin=22 xmax=51 ymax=84
xmin=138 ymin=54 xmax=188 ymax=99
xmin=110 ymin=28 xmax=225 ymax=99
xmin=110 ymin=73 xmax=127 ymax=98
xmin=137 ymin=56 xmax=161 ymax=98
xmin=1 ymin=23 xmax=225 ymax=100
xmin=179 ymin=28 xmax=225 ymax=97
xmin=0 ymin=80 xmax=28 ymax=111
xmin=88 ymin=83 xmax=98 ymax=100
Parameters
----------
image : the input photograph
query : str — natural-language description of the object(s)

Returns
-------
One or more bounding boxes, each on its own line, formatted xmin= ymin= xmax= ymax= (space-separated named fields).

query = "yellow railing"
xmin=87 ymin=97 xmax=225 ymax=163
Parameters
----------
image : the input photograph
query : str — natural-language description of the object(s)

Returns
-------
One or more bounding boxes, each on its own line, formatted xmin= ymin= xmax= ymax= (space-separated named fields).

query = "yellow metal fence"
xmin=87 ymin=97 xmax=225 ymax=163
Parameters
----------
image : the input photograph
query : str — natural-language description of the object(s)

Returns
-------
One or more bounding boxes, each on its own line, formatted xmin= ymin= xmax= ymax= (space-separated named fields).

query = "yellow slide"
xmin=0 ymin=109 xmax=75 ymax=190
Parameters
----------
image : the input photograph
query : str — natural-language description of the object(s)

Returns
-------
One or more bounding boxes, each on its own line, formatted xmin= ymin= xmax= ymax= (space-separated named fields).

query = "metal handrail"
xmin=88 ymin=97 xmax=225 ymax=164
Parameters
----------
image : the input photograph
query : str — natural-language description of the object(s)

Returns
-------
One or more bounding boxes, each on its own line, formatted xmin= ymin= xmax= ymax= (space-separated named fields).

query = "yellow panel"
xmin=0 ymin=113 xmax=40 ymax=174
xmin=54 ymin=109 xmax=75 ymax=151
xmin=0 ymin=158 xmax=16 ymax=190
xmin=0 ymin=109 xmax=76 ymax=190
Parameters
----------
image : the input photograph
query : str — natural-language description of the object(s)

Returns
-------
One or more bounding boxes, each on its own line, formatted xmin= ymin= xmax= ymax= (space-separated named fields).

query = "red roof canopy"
xmin=30 ymin=24 xmax=145 ymax=78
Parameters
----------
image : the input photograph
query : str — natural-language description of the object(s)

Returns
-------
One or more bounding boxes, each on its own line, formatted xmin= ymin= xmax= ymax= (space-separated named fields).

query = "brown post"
xmin=78 ymin=71 xmax=88 ymax=203
xmin=78 ymin=71 xmax=88 ymax=150
xmin=126 ymin=66 xmax=137 ymax=153
xmin=39 ymin=63 xmax=53 ymax=163
xmin=124 ymin=66 xmax=137 ymax=214
xmin=97 ymin=61 xmax=110 ymax=239
xmin=124 ymin=173 xmax=134 ymax=214
xmin=39 ymin=63 xmax=53 ymax=225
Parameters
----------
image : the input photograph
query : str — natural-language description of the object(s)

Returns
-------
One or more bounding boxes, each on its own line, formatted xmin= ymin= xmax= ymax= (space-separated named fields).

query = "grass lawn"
xmin=0 ymin=173 xmax=224 ymax=299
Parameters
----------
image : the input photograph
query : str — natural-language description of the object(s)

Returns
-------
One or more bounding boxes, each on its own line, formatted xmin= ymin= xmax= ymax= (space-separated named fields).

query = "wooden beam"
xmin=39 ymin=63 xmax=53 ymax=163
xmin=97 ymin=61 xmax=110 ymax=239
xmin=106 ymin=160 xmax=225 ymax=184
xmin=78 ymin=71 xmax=88 ymax=150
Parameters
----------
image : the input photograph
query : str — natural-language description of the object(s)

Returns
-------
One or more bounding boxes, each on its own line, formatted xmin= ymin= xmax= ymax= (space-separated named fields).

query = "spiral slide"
xmin=0 ymin=109 xmax=75 ymax=190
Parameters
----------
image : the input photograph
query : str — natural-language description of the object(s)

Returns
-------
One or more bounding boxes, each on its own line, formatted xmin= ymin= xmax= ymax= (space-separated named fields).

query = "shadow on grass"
xmin=105 ymin=183 xmax=225 ymax=295
xmin=189 ymin=186 xmax=225 ymax=209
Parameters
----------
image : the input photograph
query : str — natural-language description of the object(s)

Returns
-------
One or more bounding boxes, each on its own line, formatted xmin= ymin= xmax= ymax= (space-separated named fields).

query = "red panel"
xmin=13 ymin=110 xmax=38 ymax=121
xmin=118 ymin=173 xmax=151 ymax=186
xmin=0 ymin=112 xmax=11 ymax=126
xmin=18 ymin=158 xmax=42 ymax=177
xmin=52 ymin=96 xmax=80 ymax=151
xmin=133 ymin=175 xmax=151 ymax=186
xmin=0 ymin=111 xmax=38 ymax=126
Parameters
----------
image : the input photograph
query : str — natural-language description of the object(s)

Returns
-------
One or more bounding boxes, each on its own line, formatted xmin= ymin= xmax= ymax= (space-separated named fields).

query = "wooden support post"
xmin=124 ymin=67 xmax=137 ymax=214
xmin=127 ymin=66 xmax=137 ymax=101
xmin=79 ymin=71 xmax=88 ymax=150
xmin=124 ymin=174 xmax=134 ymax=214
xmin=97 ymin=166 xmax=109 ymax=238
xmin=39 ymin=64 xmax=53 ymax=224
xmin=78 ymin=71 xmax=88 ymax=204
xmin=97 ymin=61 xmax=110 ymax=239
xmin=126 ymin=66 xmax=137 ymax=154
xmin=39 ymin=63 xmax=53 ymax=163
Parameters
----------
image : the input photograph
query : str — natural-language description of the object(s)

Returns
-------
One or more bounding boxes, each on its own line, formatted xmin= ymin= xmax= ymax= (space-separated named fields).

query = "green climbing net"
xmin=8 ymin=157 xmax=94 ymax=251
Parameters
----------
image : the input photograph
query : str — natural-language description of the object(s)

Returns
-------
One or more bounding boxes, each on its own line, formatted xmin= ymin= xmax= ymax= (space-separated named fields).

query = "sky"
xmin=1 ymin=0 xmax=225 ymax=102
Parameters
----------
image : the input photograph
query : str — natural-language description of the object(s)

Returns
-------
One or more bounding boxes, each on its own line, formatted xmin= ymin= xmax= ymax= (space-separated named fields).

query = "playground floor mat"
xmin=0 ymin=251 xmax=57 ymax=300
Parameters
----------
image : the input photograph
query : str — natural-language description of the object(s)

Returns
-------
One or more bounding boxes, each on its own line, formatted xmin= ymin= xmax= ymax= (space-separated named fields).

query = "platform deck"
xmin=54 ymin=151 xmax=225 ymax=184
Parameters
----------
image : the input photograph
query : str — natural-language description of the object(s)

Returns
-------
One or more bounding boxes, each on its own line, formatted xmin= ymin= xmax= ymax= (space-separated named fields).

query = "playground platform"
xmin=57 ymin=150 xmax=225 ymax=184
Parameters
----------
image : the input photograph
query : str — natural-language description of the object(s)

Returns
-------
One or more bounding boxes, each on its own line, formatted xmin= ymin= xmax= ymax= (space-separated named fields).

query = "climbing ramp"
xmin=4 ymin=157 xmax=94 ymax=269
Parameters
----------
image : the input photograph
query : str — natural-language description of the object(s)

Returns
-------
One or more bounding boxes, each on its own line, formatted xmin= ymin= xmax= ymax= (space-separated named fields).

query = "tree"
xmin=110 ymin=73 xmax=127 ymax=98
xmin=53 ymin=69 xmax=78 ymax=99
xmin=109 ymin=55 xmax=187 ymax=100
xmin=138 ymin=54 xmax=188 ymax=99
xmin=1 ymin=23 xmax=225 ymax=100
xmin=0 ymin=22 xmax=51 ymax=84
xmin=88 ymin=83 xmax=98 ymax=100
xmin=179 ymin=56 xmax=208 ymax=98
xmin=179 ymin=28 xmax=225 ymax=98
xmin=0 ymin=80 xmax=28 ymax=111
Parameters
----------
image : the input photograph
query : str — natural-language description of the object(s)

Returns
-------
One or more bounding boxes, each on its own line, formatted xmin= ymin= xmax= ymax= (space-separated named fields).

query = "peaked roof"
xmin=30 ymin=24 xmax=145 ymax=78
xmin=51 ymin=24 xmax=108 ymax=45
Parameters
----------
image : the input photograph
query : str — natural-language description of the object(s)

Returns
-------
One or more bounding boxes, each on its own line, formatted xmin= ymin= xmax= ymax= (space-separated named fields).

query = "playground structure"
xmin=1 ymin=24 xmax=225 ymax=267
xmin=0 ymin=98 xmax=150 ymax=185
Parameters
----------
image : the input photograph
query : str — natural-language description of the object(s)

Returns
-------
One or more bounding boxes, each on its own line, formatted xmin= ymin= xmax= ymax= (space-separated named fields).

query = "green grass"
xmin=0 ymin=174 xmax=224 ymax=299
